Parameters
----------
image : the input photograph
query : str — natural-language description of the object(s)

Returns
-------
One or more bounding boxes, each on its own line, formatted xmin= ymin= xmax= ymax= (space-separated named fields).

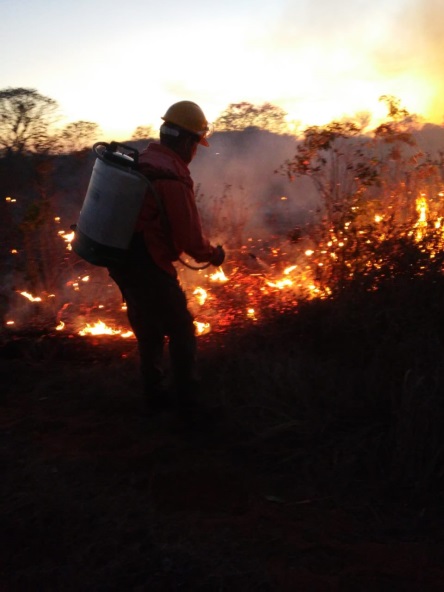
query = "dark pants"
xmin=109 ymin=234 xmax=198 ymax=400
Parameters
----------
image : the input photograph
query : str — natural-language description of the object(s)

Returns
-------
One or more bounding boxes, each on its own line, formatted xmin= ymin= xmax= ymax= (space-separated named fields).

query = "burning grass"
xmin=3 ymin=264 xmax=444 ymax=589
xmin=3 ymin=124 xmax=444 ymax=585
xmin=4 ymin=189 xmax=444 ymax=511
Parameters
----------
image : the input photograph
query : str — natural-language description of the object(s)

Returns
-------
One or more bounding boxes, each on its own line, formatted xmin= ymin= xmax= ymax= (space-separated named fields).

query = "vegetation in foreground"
xmin=2 ymin=91 xmax=444 ymax=589
xmin=2 ymin=262 xmax=444 ymax=590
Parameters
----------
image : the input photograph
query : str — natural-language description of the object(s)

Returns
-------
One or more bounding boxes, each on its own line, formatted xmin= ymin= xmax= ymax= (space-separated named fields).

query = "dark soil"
xmin=2 ymin=291 xmax=444 ymax=591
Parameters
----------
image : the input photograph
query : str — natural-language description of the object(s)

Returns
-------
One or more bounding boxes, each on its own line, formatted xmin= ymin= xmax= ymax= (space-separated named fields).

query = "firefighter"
xmin=108 ymin=101 xmax=225 ymax=415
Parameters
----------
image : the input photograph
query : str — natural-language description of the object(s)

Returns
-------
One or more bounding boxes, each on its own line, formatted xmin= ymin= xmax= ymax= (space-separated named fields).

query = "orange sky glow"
xmin=1 ymin=0 xmax=443 ymax=140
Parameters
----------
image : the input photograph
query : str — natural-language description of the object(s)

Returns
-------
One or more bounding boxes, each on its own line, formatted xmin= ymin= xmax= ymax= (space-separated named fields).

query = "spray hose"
xmin=179 ymin=258 xmax=212 ymax=271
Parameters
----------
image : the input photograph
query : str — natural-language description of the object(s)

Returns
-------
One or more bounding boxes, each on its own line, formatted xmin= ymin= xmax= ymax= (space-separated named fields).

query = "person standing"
xmin=108 ymin=101 xmax=225 ymax=415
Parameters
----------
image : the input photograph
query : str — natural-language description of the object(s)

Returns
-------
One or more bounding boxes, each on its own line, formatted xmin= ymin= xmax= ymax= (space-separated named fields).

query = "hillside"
xmin=2 ymin=269 xmax=444 ymax=590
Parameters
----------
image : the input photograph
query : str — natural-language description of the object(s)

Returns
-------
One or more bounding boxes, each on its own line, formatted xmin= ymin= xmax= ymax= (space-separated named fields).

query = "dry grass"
xmin=3 ymin=263 xmax=444 ymax=589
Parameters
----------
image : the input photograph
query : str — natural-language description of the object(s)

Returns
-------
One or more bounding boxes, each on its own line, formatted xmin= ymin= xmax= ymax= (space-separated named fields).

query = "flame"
xmin=120 ymin=331 xmax=134 ymax=339
xmin=209 ymin=267 xmax=228 ymax=282
xmin=9 ymin=188 xmax=444 ymax=340
xmin=193 ymin=287 xmax=208 ymax=305
xmin=414 ymin=195 xmax=428 ymax=241
xmin=58 ymin=229 xmax=74 ymax=250
xmin=78 ymin=320 xmax=133 ymax=338
xmin=194 ymin=320 xmax=211 ymax=335
xmin=19 ymin=291 xmax=42 ymax=302
xmin=266 ymin=277 xmax=293 ymax=290
xmin=58 ymin=230 xmax=74 ymax=243
xmin=266 ymin=264 xmax=298 ymax=290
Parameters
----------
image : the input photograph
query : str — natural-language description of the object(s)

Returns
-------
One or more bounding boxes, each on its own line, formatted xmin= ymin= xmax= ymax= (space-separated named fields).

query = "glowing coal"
xmin=4 ymin=192 xmax=444 ymax=339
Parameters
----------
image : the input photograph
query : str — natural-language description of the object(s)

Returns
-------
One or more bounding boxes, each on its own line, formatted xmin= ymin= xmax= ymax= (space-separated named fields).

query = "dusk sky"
xmin=1 ymin=0 xmax=443 ymax=140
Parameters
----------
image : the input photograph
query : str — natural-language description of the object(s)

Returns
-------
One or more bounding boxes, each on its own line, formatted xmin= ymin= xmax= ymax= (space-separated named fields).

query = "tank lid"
xmin=94 ymin=141 xmax=139 ymax=169
xmin=103 ymin=150 xmax=136 ymax=168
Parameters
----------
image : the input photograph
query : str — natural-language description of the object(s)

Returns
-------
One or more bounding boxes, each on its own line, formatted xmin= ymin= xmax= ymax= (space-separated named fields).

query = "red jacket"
xmin=135 ymin=143 xmax=216 ymax=277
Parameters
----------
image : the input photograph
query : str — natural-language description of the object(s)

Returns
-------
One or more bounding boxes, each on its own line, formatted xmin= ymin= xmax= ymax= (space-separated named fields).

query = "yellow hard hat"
xmin=162 ymin=101 xmax=210 ymax=146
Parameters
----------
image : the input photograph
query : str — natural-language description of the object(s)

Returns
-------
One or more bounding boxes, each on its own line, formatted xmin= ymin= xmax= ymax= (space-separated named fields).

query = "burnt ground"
xmin=2 ymin=301 xmax=444 ymax=591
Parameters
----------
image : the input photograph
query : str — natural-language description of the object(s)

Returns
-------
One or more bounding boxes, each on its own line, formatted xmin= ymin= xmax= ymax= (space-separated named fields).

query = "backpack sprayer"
xmin=72 ymin=142 xmax=210 ymax=270
xmin=72 ymin=142 xmax=147 ymax=267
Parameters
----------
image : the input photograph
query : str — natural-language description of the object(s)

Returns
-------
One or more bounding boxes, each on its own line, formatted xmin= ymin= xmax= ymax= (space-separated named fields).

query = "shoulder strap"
xmin=145 ymin=179 xmax=173 ymax=239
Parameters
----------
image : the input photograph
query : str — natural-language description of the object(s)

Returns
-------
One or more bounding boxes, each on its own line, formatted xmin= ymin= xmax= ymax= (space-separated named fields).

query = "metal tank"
xmin=72 ymin=142 xmax=148 ymax=267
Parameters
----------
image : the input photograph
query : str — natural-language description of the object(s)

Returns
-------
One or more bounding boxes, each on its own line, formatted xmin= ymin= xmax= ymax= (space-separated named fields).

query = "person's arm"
xmin=159 ymin=179 xmax=222 ymax=264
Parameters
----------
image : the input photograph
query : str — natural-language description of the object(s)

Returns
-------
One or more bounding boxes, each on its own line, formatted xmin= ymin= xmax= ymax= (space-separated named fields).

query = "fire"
xmin=9 ymin=188 xmax=444 ymax=339
xmin=284 ymin=265 xmax=297 ymax=275
xmin=413 ymin=195 xmax=428 ymax=241
xmin=78 ymin=320 xmax=134 ymax=338
xmin=209 ymin=267 xmax=228 ymax=282
xmin=193 ymin=287 xmax=208 ymax=305
xmin=58 ymin=230 xmax=74 ymax=250
xmin=266 ymin=264 xmax=299 ymax=290
xmin=19 ymin=291 xmax=42 ymax=302
xmin=194 ymin=320 xmax=211 ymax=335
xmin=121 ymin=331 xmax=134 ymax=338
xmin=58 ymin=230 xmax=75 ymax=243
xmin=266 ymin=277 xmax=293 ymax=290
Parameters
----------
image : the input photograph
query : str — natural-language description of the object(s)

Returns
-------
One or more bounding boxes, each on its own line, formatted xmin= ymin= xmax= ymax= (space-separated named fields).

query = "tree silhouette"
xmin=278 ymin=97 xmax=422 ymax=229
xmin=131 ymin=125 xmax=155 ymax=141
xmin=279 ymin=120 xmax=374 ymax=227
xmin=214 ymin=102 xmax=288 ymax=133
xmin=57 ymin=121 xmax=101 ymax=153
xmin=0 ymin=87 xmax=59 ymax=156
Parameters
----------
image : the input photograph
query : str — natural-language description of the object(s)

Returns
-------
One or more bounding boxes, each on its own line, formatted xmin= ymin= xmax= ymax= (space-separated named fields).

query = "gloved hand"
xmin=210 ymin=245 xmax=225 ymax=267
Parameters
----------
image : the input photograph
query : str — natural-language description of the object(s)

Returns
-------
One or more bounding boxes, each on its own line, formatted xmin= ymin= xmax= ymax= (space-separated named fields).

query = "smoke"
xmin=269 ymin=0 xmax=386 ymax=49
xmin=3 ymin=122 xmax=444 ymax=336
xmin=256 ymin=0 xmax=444 ymax=123
xmin=0 ymin=132 xmax=307 ymax=330
xmin=190 ymin=129 xmax=319 ymax=249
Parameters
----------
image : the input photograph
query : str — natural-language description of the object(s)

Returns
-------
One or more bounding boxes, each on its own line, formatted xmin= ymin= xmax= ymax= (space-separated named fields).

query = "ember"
xmin=19 ymin=291 xmax=42 ymax=303
xmin=4 ymin=185 xmax=444 ymax=339
xmin=194 ymin=320 xmax=211 ymax=335
xmin=78 ymin=320 xmax=134 ymax=338
xmin=209 ymin=268 xmax=228 ymax=282
xmin=193 ymin=287 xmax=208 ymax=306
